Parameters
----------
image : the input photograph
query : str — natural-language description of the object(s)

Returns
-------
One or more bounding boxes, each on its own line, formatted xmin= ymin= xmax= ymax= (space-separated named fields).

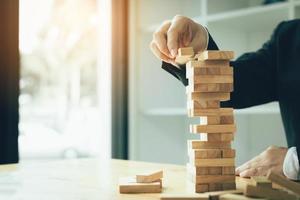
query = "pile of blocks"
xmin=176 ymin=47 xmax=236 ymax=193
xmin=119 ymin=170 xmax=163 ymax=193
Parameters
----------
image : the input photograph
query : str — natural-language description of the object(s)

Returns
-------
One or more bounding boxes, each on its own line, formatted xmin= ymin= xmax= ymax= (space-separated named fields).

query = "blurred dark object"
xmin=263 ymin=0 xmax=286 ymax=5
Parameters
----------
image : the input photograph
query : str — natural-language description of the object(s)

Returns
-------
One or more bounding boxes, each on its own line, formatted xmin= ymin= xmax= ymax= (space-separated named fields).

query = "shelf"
xmin=143 ymin=102 xmax=280 ymax=116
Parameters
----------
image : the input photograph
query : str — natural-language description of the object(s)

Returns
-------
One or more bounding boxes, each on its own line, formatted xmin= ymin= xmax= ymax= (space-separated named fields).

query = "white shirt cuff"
xmin=283 ymin=146 xmax=299 ymax=180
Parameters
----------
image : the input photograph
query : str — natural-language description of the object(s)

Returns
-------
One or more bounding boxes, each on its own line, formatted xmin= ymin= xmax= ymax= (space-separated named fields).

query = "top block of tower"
xmin=197 ymin=51 xmax=234 ymax=61
xmin=175 ymin=47 xmax=195 ymax=65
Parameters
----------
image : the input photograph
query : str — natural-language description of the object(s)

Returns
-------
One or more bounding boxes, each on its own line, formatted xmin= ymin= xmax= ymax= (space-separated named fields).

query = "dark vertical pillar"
xmin=0 ymin=0 xmax=20 ymax=164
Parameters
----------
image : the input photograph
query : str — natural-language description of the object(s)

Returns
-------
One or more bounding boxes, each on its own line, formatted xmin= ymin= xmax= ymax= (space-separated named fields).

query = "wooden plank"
xmin=186 ymin=83 xmax=233 ymax=93
xmin=244 ymin=184 xmax=297 ymax=200
xmin=220 ymin=115 xmax=235 ymax=124
xmin=188 ymin=108 xmax=233 ymax=117
xmin=188 ymin=140 xmax=231 ymax=149
xmin=186 ymin=66 xmax=233 ymax=77
xmin=222 ymin=149 xmax=236 ymax=158
xmin=186 ymin=60 xmax=230 ymax=68
xmin=175 ymin=47 xmax=195 ymax=65
xmin=187 ymin=164 xmax=222 ymax=175
xmin=198 ymin=133 xmax=234 ymax=142
xmin=187 ymin=92 xmax=230 ymax=101
xmin=188 ymin=149 xmax=222 ymax=159
xmin=187 ymin=100 xmax=220 ymax=109
xmin=189 ymin=75 xmax=233 ymax=84
xmin=136 ymin=170 xmax=163 ymax=183
xmin=267 ymin=171 xmax=300 ymax=196
xmin=200 ymin=115 xmax=234 ymax=125
xmin=160 ymin=194 xmax=209 ymax=200
xmin=190 ymin=124 xmax=236 ymax=133
xmin=119 ymin=177 xmax=162 ymax=193
xmin=250 ymin=176 xmax=272 ymax=188
xmin=198 ymin=51 xmax=234 ymax=61
xmin=220 ymin=193 xmax=266 ymax=200
xmin=190 ymin=174 xmax=236 ymax=184
xmin=222 ymin=167 xmax=235 ymax=175
xmin=196 ymin=184 xmax=209 ymax=193
xmin=190 ymin=158 xmax=235 ymax=167
xmin=222 ymin=182 xmax=236 ymax=190
xmin=206 ymin=190 xmax=243 ymax=200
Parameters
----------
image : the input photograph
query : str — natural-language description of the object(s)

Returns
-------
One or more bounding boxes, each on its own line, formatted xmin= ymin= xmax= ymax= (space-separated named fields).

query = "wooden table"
xmin=0 ymin=158 xmax=251 ymax=200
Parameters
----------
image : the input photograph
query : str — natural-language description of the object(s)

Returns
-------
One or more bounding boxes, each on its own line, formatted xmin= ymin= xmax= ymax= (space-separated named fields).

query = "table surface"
xmin=0 ymin=158 xmax=252 ymax=200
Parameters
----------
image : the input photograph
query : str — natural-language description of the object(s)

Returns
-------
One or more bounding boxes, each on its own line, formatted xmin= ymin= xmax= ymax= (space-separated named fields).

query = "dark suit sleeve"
xmin=161 ymin=23 xmax=284 ymax=109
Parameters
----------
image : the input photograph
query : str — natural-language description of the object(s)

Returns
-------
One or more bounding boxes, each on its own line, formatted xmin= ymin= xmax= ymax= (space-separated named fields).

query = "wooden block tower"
xmin=176 ymin=47 xmax=236 ymax=193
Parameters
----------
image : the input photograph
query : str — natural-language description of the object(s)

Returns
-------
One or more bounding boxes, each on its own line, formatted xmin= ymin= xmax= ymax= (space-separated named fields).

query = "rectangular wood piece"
xmin=199 ymin=133 xmax=234 ymax=142
xmin=190 ymin=124 xmax=236 ymax=133
xmin=186 ymin=83 xmax=233 ymax=93
xmin=186 ymin=66 xmax=233 ymax=77
xmin=189 ymin=75 xmax=233 ymax=84
xmin=188 ymin=108 xmax=233 ymax=117
xmin=190 ymin=158 xmax=235 ymax=167
xmin=188 ymin=140 xmax=231 ymax=149
xmin=187 ymin=100 xmax=220 ymax=109
xmin=250 ymin=176 xmax=272 ymax=188
xmin=267 ymin=171 xmax=300 ymax=196
xmin=187 ymin=92 xmax=230 ymax=101
xmin=197 ymin=51 xmax=234 ymax=61
xmin=189 ymin=174 xmax=236 ymax=184
xmin=186 ymin=60 xmax=230 ymax=68
xmin=119 ymin=177 xmax=162 ymax=193
xmin=136 ymin=170 xmax=163 ymax=183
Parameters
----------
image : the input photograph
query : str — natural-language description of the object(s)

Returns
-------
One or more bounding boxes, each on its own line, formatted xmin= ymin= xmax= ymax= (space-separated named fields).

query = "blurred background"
xmin=0 ymin=0 xmax=296 ymax=166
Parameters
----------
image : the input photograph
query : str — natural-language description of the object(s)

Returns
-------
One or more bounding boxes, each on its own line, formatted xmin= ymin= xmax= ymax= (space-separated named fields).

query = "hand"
xmin=149 ymin=15 xmax=208 ymax=66
xmin=236 ymin=146 xmax=288 ymax=178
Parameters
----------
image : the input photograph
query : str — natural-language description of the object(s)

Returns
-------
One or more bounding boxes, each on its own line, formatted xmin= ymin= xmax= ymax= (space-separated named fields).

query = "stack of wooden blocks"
xmin=176 ymin=47 xmax=236 ymax=193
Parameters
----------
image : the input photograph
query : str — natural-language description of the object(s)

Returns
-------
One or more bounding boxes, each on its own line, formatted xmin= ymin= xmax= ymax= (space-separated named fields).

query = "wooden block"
xmin=160 ymin=194 xmax=209 ymax=200
xmin=250 ymin=176 xmax=272 ymax=188
xmin=187 ymin=100 xmax=220 ymax=109
xmin=119 ymin=176 xmax=161 ymax=193
xmin=198 ymin=51 xmax=234 ymax=61
xmin=187 ymin=165 xmax=223 ymax=176
xmin=222 ymin=182 xmax=236 ymax=190
xmin=136 ymin=170 xmax=163 ymax=183
xmin=186 ymin=66 xmax=233 ymax=77
xmin=244 ymin=184 xmax=297 ymax=200
xmin=199 ymin=133 xmax=234 ymax=142
xmin=175 ymin=47 xmax=195 ymax=65
xmin=187 ymin=92 xmax=230 ymax=101
xmin=188 ymin=140 xmax=231 ymax=149
xmin=188 ymin=108 xmax=233 ymax=117
xmin=208 ymin=183 xmax=223 ymax=191
xmin=267 ymin=171 xmax=300 ymax=196
xmin=190 ymin=124 xmax=236 ymax=133
xmin=190 ymin=158 xmax=235 ymax=167
xmin=188 ymin=149 xmax=222 ymax=159
xmin=178 ymin=47 xmax=194 ymax=56
xmin=220 ymin=115 xmax=234 ymax=124
xmin=186 ymin=83 xmax=233 ymax=93
xmin=206 ymin=190 xmax=243 ymax=200
xmin=189 ymin=75 xmax=233 ymax=84
xmin=196 ymin=184 xmax=209 ymax=193
xmin=222 ymin=167 xmax=235 ymax=175
xmin=190 ymin=174 xmax=236 ymax=184
xmin=222 ymin=149 xmax=236 ymax=158
xmin=220 ymin=193 xmax=266 ymax=200
xmin=186 ymin=60 xmax=230 ymax=68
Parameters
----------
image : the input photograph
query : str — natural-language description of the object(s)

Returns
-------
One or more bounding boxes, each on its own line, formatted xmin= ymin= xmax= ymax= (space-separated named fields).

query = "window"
xmin=19 ymin=0 xmax=111 ymax=159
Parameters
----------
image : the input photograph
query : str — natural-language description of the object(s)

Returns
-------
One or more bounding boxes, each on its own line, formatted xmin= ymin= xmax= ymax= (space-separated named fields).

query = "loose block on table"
xmin=136 ymin=170 xmax=163 ymax=183
xmin=119 ymin=176 xmax=162 ymax=193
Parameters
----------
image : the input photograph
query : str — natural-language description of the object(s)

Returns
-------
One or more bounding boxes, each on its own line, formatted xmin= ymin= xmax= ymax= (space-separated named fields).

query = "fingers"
xmin=153 ymin=21 xmax=172 ymax=58
xmin=167 ymin=27 xmax=179 ymax=58
xmin=149 ymin=41 xmax=173 ymax=64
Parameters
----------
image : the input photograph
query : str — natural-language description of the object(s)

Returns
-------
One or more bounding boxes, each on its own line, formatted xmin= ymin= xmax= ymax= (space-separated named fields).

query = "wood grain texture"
xmin=175 ymin=47 xmax=195 ymax=65
xmin=186 ymin=67 xmax=233 ymax=77
xmin=198 ymin=133 xmax=234 ymax=142
xmin=187 ymin=100 xmax=220 ymax=109
xmin=187 ymin=164 xmax=222 ymax=176
xmin=188 ymin=108 xmax=233 ymax=117
xmin=136 ymin=170 xmax=163 ymax=183
xmin=267 ymin=171 xmax=300 ymax=196
xmin=190 ymin=124 xmax=236 ymax=133
xmin=222 ymin=167 xmax=236 ymax=175
xmin=187 ymin=92 xmax=230 ymax=101
xmin=190 ymin=158 xmax=235 ymax=167
xmin=189 ymin=75 xmax=233 ymax=84
xmin=188 ymin=140 xmax=231 ymax=149
xmin=222 ymin=149 xmax=236 ymax=158
xmin=189 ymin=174 xmax=236 ymax=184
xmin=119 ymin=177 xmax=162 ymax=193
xmin=250 ymin=176 xmax=272 ymax=188
xmin=244 ymin=184 xmax=297 ymax=200
xmin=188 ymin=149 xmax=222 ymax=159
xmin=197 ymin=51 xmax=234 ymax=61
xmin=186 ymin=83 xmax=233 ymax=93
xmin=186 ymin=60 xmax=230 ymax=68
